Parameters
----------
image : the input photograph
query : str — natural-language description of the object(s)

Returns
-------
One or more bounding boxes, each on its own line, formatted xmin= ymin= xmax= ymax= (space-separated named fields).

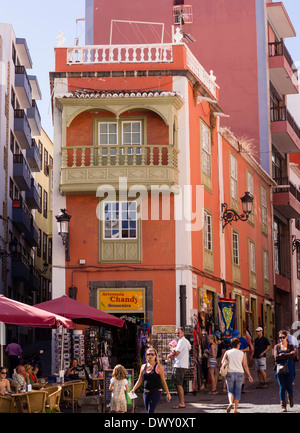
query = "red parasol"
xmin=0 ymin=295 xmax=74 ymax=328
xmin=35 ymin=295 xmax=124 ymax=328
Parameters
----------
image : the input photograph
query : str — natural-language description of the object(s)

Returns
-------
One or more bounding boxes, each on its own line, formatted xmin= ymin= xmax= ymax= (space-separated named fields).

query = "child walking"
xmin=109 ymin=364 xmax=129 ymax=413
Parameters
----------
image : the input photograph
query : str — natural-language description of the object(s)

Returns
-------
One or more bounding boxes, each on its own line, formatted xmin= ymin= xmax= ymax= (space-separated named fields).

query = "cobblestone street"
xmin=135 ymin=357 xmax=300 ymax=414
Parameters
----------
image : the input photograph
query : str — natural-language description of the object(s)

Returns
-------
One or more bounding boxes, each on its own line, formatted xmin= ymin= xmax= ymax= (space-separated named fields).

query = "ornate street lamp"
xmin=292 ymin=235 xmax=300 ymax=254
xmin=221 ymin=192 xmax=254 ymax=231
xmin=0 ymin=238 xmax=18 ymax=260
xmin=55 ymin=209 xmax=71 ymax=261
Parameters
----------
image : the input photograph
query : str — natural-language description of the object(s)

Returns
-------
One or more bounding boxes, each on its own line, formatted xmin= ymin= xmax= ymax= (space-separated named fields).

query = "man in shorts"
xmin=170 ymin=327 xmax=191 ymax=409
xmin=252 ymin=327 xmax=270 ymax=388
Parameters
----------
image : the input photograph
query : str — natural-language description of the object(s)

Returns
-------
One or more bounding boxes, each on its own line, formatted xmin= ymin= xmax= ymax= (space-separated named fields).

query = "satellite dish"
xmin=56 ymin=31 xmax=66 ymax=47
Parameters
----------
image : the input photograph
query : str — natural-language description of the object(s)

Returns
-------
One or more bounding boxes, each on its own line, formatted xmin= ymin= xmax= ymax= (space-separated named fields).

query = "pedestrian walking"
xmin=132 ymin=347 xmax=171 ymax=413
xmin=168 ymin=327 xmax=191 ymax=409
xmin=204 ymin=334 xmax=218 ymax=394
xmin=109 ymin=364 xmax=129 ymax=413
xmin=215 ymin=331 xmax=227 ymax=392
xmin=5 ymin=338 xmax=22 ymax=378
xmin=231 ymin=330 xmax=250 ymax=393
xmin=251 ymin=326 xmax=270 ymax=388
xmin=221 ymin=337 xmax=253 ymax=413
xmin=284 ymin=327 xmax=299 ymax=361
xmin=274 ymin=330 xmax=296 ymax=412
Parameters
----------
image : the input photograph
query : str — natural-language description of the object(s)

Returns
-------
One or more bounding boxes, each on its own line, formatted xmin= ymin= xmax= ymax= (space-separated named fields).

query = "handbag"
xmin=276 ymin=361 xmax=289 ymax=375
xmin=220 ymin=358 xmax=229 ymax=377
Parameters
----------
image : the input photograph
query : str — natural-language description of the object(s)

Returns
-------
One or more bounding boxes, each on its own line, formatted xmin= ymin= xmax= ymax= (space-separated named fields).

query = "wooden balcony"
xmin=60 ymin=144 xmax=179 ymax=194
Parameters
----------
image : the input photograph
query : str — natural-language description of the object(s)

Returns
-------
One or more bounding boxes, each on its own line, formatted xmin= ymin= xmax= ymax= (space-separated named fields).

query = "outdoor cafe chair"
xmin=60 ymin=381 xmax=87 ymax=413
xmin=0 ymin=395 xmax=14 ymax=413
xmin=15 ymin=390 xmax=47 ymax=413
xmin=44 ymin=385 xmax=62 ymax=412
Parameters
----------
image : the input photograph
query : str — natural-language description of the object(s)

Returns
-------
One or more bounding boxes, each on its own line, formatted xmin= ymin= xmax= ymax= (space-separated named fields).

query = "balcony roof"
xmin=28 ymin=75 xmax=42 ymax=100
xmin=60 ymin=89 xmax=181 ymax=100
xmin=267 ymin=2 xmax=296 ymax=38
xmin=15 ymin=38 xmax=33 ymax=69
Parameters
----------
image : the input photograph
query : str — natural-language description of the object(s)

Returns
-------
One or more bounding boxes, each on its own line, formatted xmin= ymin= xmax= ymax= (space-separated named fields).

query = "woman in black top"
xmin=132 ymin=347 xmax=171 ymax=413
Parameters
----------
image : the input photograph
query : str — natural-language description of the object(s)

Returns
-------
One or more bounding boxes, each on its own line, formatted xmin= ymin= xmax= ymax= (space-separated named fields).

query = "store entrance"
xmin=112 ymin=314 xmax=147 ymax=370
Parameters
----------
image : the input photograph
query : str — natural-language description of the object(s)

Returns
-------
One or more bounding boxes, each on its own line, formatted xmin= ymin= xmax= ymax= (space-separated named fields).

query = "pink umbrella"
xmin=0 ymin=295 xmax=74 ymax=328
xmin=35 ymin=295 xmax=124 ymax=328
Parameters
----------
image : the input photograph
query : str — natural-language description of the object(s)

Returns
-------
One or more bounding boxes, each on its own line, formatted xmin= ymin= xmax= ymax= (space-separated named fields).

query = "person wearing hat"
xmin=251 ymin=327 xmax=270 ymax=388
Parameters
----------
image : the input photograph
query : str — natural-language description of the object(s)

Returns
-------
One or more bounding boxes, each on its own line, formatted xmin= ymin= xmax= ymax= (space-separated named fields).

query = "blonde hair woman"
xmin=132 ymin=346 xmax=171 ymax=413
xmin=109 ymin=364 xmax=129 ymax=413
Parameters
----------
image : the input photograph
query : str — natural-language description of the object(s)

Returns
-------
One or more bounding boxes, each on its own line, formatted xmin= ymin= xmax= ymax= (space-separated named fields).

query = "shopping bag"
xmin=220 ymin=358 xmax=229 ymax=377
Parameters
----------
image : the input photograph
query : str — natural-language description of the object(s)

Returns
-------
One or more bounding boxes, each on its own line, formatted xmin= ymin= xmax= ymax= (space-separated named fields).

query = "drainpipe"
xmin=179 ymin=285 xmax=186 ymax=327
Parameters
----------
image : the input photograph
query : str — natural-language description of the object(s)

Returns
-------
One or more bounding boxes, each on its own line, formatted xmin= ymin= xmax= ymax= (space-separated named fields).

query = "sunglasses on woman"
xmin=279 ymin=336 xmax=286 ymax=339
xmin=146 ymin=353 xmax=155 ymax=356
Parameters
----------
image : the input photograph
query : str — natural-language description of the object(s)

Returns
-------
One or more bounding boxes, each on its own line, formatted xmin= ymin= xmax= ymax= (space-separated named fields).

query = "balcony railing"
xmin=268 ymin=41 xmax=297 ymax=72
xmin=62 ymin=144 xmax=178 ymax=169
xmin=60 ymin=144 xmax=179 ymax=193
xmin=67 ymin=43 xmax=173 ymax=65
xmin=270 ymin=106 xmax=300 ymax=139
xmin=273 ymin=177 xmax=300 ymax=202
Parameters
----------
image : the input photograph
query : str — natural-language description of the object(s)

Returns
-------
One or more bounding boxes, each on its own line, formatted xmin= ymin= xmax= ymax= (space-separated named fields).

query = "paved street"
xmin=135 ymin=357 xmax=300 ymax=414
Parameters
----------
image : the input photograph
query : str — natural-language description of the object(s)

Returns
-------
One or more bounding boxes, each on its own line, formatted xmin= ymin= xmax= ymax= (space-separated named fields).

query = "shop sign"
xmin=98 ymin=289 xmax=144 ymax=313
xmin=152 ymin=325 xmax=176 ymax=334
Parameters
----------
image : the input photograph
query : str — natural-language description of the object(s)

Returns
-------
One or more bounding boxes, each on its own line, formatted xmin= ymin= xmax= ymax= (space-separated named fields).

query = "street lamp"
xmin=0 ymin=238 xmax=18 ymax=260
xmin=55 ymin=209 xmax=71 ymax=261
xmin=221 ymin=192 xmax=254 ymax=231
xmin=292 ymin=235 xmax=300 ymax=254
xmin=40 ymin=262 xmax=49 ymax=274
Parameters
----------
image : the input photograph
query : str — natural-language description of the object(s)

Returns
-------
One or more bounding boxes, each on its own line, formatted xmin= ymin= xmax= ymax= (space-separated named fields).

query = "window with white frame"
xmin=263 ymin=250 xmax=269 ymax=281
xmin=247 ymin=170 xmax=254 ymax=196
xmin=232 ymin=231 xmax=240 ymax=266
xmin=230 ymin=154 xmax=238 ymax=201
xmin=204 ymin=211 xmax=212 ymax=251
xmin=104 ymin=201 xmax=137 ymax=239
xmin=249 ymin=240 xmax=256 ymax=273
xmin=261 ymin=185 xmax=268 ymax=233
xmin=122 ymin=121 xmax=142 ymax=145
xmin=98 ymin=122 xmax=118 ymax=145
xmin=201 ymin=123 xmax=211 ymax=177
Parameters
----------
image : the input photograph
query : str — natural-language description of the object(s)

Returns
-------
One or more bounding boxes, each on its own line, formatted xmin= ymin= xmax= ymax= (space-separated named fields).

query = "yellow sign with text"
xmin=99 ymin=289 xmax=144 ymax=313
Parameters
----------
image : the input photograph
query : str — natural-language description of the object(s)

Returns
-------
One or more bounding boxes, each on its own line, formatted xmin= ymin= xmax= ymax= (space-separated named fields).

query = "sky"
xmin=1 ymin=0 xmax=300 ymax=142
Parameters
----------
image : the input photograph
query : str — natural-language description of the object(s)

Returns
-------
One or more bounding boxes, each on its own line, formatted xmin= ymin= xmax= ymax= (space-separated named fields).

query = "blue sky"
xmin=1 ymin=0 xmax=300 ymax=141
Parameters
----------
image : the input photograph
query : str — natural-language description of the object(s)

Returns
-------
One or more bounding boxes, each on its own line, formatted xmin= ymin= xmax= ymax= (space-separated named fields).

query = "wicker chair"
xmin=44 ymin=386 xmax=62 ymax=412
xmin=0 ymin=395 xmax=14 ymax=413
xmin=15 ymin=390 xmax=47 ymax=413
xmin=60 ymin=381 xmax=87 ymax=413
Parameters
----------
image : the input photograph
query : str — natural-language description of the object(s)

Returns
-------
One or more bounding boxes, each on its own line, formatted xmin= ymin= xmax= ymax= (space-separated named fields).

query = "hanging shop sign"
xmin=98 ymin=289 xmax=144 ymax=313
xmin=218 ymin=298 xmax=237 ymax=338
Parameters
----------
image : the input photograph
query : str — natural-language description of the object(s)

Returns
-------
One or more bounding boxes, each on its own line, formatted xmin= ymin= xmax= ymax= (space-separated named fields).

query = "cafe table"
xmin=91 ymin=377 xmax=104 ymax=395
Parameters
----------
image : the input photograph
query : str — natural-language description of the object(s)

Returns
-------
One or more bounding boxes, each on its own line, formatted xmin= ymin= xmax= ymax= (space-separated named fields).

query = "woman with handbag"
xmin=221 ymin=338 xmax=253 ymax=413
xmin=274 ymin=330 xmax=296 ymax=412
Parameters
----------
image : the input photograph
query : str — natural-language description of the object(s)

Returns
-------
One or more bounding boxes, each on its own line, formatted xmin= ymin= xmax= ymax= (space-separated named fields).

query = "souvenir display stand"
xmin=54 ymin=329 xmax=72 ymax=372
xmin=182 ymin=325 xmax=195 ymax=393
xmin=151 ymin=325 xmax=177 ymax=393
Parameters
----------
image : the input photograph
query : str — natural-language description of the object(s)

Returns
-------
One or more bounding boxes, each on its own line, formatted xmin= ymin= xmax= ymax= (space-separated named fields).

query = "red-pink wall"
xmin=91 ymin=0 xmax=261 ymax=155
